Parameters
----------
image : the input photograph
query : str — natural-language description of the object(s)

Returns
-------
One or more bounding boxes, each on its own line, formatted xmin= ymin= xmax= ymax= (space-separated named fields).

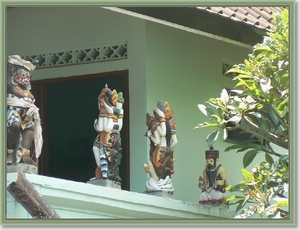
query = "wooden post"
xmin=6 ymin=172 xmax=61 ymax=219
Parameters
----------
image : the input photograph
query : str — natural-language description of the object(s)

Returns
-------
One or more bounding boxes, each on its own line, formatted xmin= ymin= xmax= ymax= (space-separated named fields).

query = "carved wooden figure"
xmin=6 ymin=55 xmax=43 ymax=166
xmin=144 ymin=100 xmax=178 ymax=192
xmin=198 ymin=145 xmax=228 ymax=206
xmin=92 ymin=84 xmax=124 ymax=182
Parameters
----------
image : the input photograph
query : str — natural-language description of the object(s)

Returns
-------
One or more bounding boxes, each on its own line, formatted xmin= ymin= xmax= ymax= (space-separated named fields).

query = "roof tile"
xmin=196 ymin=6 xmax=284 ymax=30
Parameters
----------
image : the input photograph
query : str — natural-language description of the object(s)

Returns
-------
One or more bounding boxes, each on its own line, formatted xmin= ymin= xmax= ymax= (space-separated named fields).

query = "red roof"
xmin=196 ymin=7 xmax=284 ymax=31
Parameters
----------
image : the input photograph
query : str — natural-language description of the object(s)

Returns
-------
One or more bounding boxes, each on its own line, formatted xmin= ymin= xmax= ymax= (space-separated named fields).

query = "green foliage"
xmin=195 ymin=9 xmax=289 ymax=218
xmin=226 ymin=154 xmax=289 ymax=219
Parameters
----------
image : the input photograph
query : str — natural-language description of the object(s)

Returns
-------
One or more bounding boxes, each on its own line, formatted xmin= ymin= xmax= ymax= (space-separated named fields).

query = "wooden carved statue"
xmin=143 ymin=100 xmax=178 ymax=192
xmin=198 ymin=145 xmax=228 ymax=206
xmin=6 ymin=55 xmax=43 ymax=166
xmin=92 ymin=84 xmax=124 ymax=182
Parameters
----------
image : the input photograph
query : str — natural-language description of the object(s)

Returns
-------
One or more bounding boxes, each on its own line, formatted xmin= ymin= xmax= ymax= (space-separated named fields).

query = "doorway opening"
xmin=31 ymin=70 xmax=130 ymax=190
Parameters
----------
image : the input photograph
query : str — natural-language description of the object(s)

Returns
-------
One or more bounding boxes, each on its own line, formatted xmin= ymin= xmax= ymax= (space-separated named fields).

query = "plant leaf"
xmin=243 ymin=150 xmax=259 ymax=168
xmin=220 ymin=88 xmax=229 ymax=106
xmin=223 ymin=128 xmax=228 ymax=140
xmin=265 ymin=153 xmax=274 ymax=165
xmin=198 ymin=104 xmax=208 ymax=116
xmin=206 ymin=130 xmax=220 ymax=146
xmin=241 ymin=168 xmax=255 ymax=182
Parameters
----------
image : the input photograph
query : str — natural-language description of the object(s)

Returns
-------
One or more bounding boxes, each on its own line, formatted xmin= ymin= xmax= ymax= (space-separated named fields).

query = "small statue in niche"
xmin=6 ymin=55 xmax=43 ymax=166
xmin=143 ymin=100 xmax=178 ymax=192
xmin=198 ymin=145 xmax=228 ymax=206
xmin=92 ymin=84 xmax=124 ymax=182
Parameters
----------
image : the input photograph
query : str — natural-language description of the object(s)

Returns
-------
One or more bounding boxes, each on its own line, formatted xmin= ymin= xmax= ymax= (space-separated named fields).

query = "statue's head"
xmin=205 ymin=145 xmax=219 ymax=167
xmin=99 ymin=83 xmax=114 ymax=106
xmin=7 ymin=55 xmax=36 ymax=90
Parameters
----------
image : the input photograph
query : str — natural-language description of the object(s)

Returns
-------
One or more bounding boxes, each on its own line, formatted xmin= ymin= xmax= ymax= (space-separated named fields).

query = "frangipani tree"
xmin=195 ymin=9 xmax=289 ymax=218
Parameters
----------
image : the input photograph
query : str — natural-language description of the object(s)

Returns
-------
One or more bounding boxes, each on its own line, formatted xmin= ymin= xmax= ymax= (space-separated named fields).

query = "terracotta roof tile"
xmin=197 ymin=7 xmax=284 ymax=31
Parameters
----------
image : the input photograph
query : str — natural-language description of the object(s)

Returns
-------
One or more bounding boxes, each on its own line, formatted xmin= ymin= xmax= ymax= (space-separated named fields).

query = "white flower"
xmin=234 ymin=95 xmax=242 ymax=102
xmin=234 ymin=210 xmax=254 ymax=219
xmin=245 ymin=95 xmax=255 ymax=103
xmin=283 ymin=183 xmax=289 ymax=192
xmin=260 ymin=77 xmax=272 ymax=93
xmin=263 ymin=36 xmax=271 ymax=43
xmin=256 ymin=192 xmax=261 ymax=199
xmin=239 ymin=102 xmax=246 ymax=109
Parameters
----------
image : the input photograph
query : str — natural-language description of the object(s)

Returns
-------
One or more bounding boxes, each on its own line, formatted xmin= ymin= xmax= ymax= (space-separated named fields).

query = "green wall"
xmin=6 ymin=6 xmax=272 ymax=205
xmin=144 ymin=20 xmax=260 ymax=203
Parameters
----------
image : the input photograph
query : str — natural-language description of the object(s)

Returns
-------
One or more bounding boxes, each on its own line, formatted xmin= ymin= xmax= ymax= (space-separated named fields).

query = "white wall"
xmin=7 ymin=7 xmax=270 ymax=206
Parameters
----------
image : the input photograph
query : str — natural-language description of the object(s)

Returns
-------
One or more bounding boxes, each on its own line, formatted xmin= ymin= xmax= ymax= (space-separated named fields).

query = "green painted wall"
xmin=6 ymin=7 xmax=276 ymax=206
xmin=144 ymin=21 xmax=255 ymax=203
xmin=6 ymin=7 xmax=148 ymax=193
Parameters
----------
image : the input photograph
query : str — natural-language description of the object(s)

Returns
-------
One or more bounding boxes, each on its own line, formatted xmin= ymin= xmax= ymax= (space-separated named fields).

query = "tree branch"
xmin=238 ymin=117 xmax=288 ymax=150
xmin=6 ymin=172 xmax=60 ymax=219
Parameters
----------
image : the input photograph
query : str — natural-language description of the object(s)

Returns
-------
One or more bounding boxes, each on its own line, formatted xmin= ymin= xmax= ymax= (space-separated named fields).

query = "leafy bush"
xmin=195 ymin=9 xmax=289 ymax=218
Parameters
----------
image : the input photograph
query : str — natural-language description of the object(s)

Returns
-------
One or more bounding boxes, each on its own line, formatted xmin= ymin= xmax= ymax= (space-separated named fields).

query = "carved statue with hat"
xmin=198 ymin=145 xmax=228 ymax=206
xmin=6 ymin=55 xmax=43 ymax=167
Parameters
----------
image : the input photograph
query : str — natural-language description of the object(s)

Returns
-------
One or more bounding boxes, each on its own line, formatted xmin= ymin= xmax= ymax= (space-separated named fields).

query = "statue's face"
xmin=104 ymin=89 xmax=113 ymax=106
xmin=14 ymin=67 xmax=31 ymax=86
xmin=206 ymin=158 xmax=215 ymax=166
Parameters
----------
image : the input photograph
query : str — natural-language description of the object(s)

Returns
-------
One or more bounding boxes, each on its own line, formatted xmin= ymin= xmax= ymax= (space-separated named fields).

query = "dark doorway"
xmin=31 ymin=70 xmax=129 ymax=190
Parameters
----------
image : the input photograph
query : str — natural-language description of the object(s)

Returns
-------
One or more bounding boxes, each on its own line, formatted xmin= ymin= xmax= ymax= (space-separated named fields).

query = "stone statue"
xmin=92 ymin=84 xmax=124 ymax=182
xmin=6 ymin=55 xmax=43 ymax=166
xmin=198 ymin=145 xmax=228 ymax=206
xmin=143 ymin=100 xmax=178 ymax=193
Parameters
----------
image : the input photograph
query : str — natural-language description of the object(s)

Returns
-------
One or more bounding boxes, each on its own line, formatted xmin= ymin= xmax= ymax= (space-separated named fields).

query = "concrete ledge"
xmin=86 ymin=178 xmax=121 ymax=189
xmin=6 ymin=163 xmax=38 ymax=174
xmin=143 ymin=190 xmax=174 ymax=199
xmin=6 ymin=172 xmax=236 ymax=220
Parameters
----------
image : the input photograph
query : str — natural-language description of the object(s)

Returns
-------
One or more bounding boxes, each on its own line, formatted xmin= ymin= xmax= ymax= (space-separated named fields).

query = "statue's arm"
xmin=147 ymin=129 xmax=161 ymax=145
xmin=170 ymin=133 xmax=178 ymax=150
xmin=216 ymin=167 xmax=228 ymax=187
xmin=117 ymin=108 xmax=124 ymax=131
xmin=101 ymin=99 xmax=115 ymax=132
